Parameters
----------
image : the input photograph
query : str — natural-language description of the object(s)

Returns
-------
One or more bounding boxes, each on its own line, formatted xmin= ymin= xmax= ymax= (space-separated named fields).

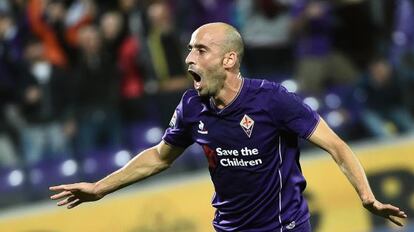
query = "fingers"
xmin=49 ymin=183 xmax=82 ymax=201
xmin=378 ymin=203 xmax=408 ymax=227
xmin=367 ymin=200 xmax=408 ymax=227
xmin=53 ymin=193 xmax=83 ymax=209
xmin=382 ymin=203 xmax=399 ymax=212
xmin=49 ymin=182 xmax=90 ymax=209
xmin=50 ymin=190 xmax=72 ymax=200
xmin=67 ymin=198 xmax=81 ymax=209
xmin=57 ymin=195 xmax=77 ymax=207
xmin=57 ymin=195 xmax=83 ymax=209
xmin=388 ymin=215 xmax=404 ymax=227
xmin=399 ymin=211 xmax=408 ymax=218
xmin=382 ymin=204 xmax=407 ymax=218
xmin=49 ymin=185 xmax=66 ymax=191
xmin=49 ymin=183 xmax=80 ymax=192
xmin=49 ymin=184 xmax=80 ymax=203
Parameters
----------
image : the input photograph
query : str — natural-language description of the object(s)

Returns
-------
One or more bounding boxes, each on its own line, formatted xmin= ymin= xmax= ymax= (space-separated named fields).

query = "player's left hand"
xmin=363 ymin=199 xmax=408 ymax=226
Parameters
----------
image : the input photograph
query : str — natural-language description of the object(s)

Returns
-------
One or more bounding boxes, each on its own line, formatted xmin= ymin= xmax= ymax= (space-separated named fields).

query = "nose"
xmin=185 ymin=50 xmax=195 ymax=65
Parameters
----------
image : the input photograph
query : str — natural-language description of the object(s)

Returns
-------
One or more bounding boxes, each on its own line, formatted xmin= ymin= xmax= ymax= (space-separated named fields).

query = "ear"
xmin=223 ymin=52 xmax=237 ymax=69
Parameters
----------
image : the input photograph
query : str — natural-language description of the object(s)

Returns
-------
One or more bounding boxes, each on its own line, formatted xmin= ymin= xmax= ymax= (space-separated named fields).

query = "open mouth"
xmin=188 ymin=70 xmax=202 ymax=82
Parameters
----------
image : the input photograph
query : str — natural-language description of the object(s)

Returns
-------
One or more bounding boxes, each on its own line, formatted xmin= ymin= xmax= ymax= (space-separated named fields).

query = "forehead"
xmin=189 ymin=27 xmax=224 ymax=48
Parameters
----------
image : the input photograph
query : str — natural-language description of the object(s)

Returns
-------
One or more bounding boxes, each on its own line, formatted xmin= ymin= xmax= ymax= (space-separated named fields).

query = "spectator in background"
xmin=73 ymin=25 xmax=122 ymax=154
xmin=18 ymin=38 xmax=74 ymax=165
xmin=27 ymin=0 xmax=96 ymax=67
xmin=3 ymin=0 xmax=28 ymax=30
xmin=64 ymin=0 xmax=96 ymax=52
xmin=100 ymin=10 xmax=147 ymax=123
xmin=27 ymin=0 xmax=69 ymax=67
xmin=358 ymin=57 xmax=414 ymax=138
xmin=146 ymin=1 xmax=190 ymax=126
xmin=332 ymin=1 xmax=377 ymax=70
xmin=389 ymin=0 xmax=414 ymax=67
xmin=117 ymin=0 xmax=146 ymax=38
xmin=367 ymin=0 xmax=397 ymax=54
xmin=390 ymin=0 xmax=414 ymax=116
xmin=399 ymin=52 xmax=414 ymax=115
xmin=237 ymin=0 xmax=293 ymax=78
xmin=100 ymin=11 xmax=127 ymax=63
xmin=291 ymin=0 xmax=358 ymax=96
xmin=0 ymin=84 xmax=19 ymax=169
xmin=0 ymin=10 xmax=24 ymax=89
xmin=0 ymin=11 xmax=21 ymax=168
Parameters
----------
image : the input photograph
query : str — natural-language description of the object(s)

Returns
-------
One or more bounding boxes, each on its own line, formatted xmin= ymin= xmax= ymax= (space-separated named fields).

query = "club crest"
xmin=240 ymin=114 xmax=254 ymax=138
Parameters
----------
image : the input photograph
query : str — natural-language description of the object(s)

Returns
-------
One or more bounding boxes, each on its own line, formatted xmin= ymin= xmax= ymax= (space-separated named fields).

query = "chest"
xmin=190 ymin=109 xmax=278 ymax=151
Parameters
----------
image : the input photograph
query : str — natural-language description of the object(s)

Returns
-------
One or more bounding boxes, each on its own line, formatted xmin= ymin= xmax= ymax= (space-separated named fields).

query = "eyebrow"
xmin=187 ymin=43 xmax=209 ymax=50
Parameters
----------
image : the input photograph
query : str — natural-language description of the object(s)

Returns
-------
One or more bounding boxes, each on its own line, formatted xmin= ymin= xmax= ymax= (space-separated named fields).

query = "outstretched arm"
xmin=308 ymin=117 xmax=407 ymax=226
xmin=49 ymin=141 xmax=185 ymax=209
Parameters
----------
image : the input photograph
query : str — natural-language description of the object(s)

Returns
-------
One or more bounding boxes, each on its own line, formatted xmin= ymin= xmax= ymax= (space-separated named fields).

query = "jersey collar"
xmin=209 ymin=77 xmax=249 ymax=115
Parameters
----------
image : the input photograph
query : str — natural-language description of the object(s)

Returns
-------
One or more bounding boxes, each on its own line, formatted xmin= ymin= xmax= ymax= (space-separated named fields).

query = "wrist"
xmin=93 ymin=182 xmax=107 ymax=199
xmin=361 ymin=195 xmax=375 ymax=207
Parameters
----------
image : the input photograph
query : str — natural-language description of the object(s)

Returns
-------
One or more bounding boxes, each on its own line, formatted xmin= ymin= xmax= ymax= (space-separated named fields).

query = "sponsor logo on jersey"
xmin=197 ymin=121 xmax=208 ymax=134
xmin=240 ymin=114 xmax=254 ymax=138
xmin=215 ymin=147 xmax=262 ymax=167
xmin=286 ymin=221 xmax=296 ymax=230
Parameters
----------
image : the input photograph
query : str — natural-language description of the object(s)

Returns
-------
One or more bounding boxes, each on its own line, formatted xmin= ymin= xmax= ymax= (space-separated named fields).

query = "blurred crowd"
xmin=1 ymin=0 xmax=414 ymax=172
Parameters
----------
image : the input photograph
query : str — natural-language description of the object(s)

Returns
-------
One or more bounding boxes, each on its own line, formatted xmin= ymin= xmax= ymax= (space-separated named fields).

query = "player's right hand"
xmin=49 ymin=182 xmax=103 ymax=209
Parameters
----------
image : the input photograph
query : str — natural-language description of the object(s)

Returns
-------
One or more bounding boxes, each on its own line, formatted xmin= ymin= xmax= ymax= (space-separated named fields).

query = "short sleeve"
xmin=162 ymin=96 xmax=194 ymax=148
xmin=269 ymin=84 xmax=320 ymax=139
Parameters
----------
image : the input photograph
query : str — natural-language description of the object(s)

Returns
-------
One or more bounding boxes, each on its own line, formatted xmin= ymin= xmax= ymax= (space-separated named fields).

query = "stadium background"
xmin=0 ymin=0 xmax=413 ymax=231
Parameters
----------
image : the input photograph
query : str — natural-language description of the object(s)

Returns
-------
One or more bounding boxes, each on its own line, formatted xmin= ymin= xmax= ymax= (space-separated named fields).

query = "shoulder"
xmin=181 ymin=89 xmax=202 ymax=106
xmin=246 ymin=78 xmax=304 ymax=111
xmin=246 ymin=78 xmax=287 ymax=98
xmin=178 ymin=89 xmax=206 ymax=119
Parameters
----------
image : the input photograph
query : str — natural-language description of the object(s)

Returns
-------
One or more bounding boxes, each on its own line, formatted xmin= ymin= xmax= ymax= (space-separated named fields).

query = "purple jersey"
xmin=163 ymin=78 xmax=319 ymax=231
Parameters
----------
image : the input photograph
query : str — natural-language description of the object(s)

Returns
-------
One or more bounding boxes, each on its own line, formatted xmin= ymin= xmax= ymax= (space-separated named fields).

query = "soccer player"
xmin=50 ymin=23 xmax=407 ymax=231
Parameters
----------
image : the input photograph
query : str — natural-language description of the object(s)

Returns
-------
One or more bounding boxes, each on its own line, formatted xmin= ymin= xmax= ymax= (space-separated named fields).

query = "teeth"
xmin=194 ymin=82 xmax=201 ymax=90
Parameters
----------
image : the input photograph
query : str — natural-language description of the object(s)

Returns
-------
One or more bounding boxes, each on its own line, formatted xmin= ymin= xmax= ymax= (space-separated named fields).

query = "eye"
xmin=197 ymin=48 xmax=206 ymax=54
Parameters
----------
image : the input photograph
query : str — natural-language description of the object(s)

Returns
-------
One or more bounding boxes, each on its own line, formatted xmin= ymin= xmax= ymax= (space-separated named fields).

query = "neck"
xmin=211 ymin=72 xmax=242 ymax=109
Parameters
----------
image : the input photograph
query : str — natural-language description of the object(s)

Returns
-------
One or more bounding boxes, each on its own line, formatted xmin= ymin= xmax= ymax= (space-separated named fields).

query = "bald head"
xmin=196 ymin=22 xmax=244 ymax=68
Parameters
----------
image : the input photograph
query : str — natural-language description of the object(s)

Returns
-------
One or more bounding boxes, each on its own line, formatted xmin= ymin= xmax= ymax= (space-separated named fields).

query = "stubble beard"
xmin=200 ymin=66 xmax=226 ymax=99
